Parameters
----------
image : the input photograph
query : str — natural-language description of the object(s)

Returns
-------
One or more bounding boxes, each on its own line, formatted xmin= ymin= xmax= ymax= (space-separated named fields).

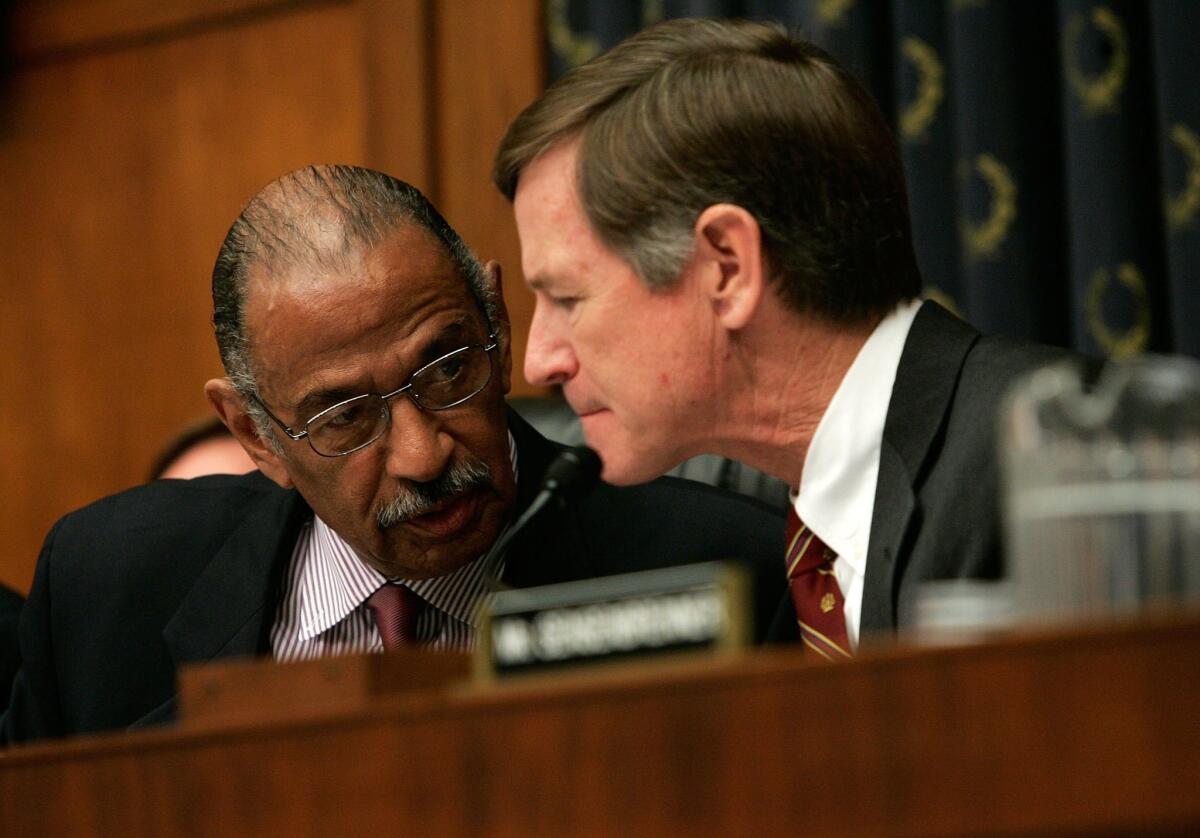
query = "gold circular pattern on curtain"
xmin=1065 ymin=6 xmax=1129 ymax=117
xmin=1085 ymin=262 xmax=1152 ymax=358
xmin=816 ymin=0 xmax=855 ymax=26
xmin=1167 ymin=123 xmax=1200 ymax=232
xmin=641 ymin=0 xmax=664 ymax=27
xmin=546 ymin=0 xmax=602 ymax=69
xmin=923 ymin=287 xmax=962 ymax=318
xmin=899 ymin=36 xmax=945 ymax=143
xmin=960 ymin=153 xmax=1018 ymax=262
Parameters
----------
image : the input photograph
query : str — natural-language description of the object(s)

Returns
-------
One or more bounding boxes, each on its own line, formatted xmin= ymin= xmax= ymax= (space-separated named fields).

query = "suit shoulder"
xmin=614 ymin=470 xmax=782 ymax=516
xmin=966 ymin=333 xmax=1097 ymax=380
xmin=582 ymin=474 xmax=785 ymax=567
xmin=49 ymin=471 xmax=294 ymax=559
xmin=603 ymin=474 xmax=782 ymax=522
xmin=952 ymin=335 xmax=1093 ymax=414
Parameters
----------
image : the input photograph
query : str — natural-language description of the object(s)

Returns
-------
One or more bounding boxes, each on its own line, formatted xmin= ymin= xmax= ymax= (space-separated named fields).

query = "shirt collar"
xmin=794 ymin=299 xmax=921 ymax=577
xmin=292 ymin=428 xmax=518 ymax=641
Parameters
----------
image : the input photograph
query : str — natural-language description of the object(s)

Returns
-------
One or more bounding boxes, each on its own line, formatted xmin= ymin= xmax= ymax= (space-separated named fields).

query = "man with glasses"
xmin=2 ymin=165 xmax=784 ymax=743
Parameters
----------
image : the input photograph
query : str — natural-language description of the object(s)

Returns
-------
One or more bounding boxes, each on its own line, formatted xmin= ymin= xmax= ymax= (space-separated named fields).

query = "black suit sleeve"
xmin=2 ymin=519 xmax=67 ymax=744
xmin=0 ymin=583 xmax=23 ymax=716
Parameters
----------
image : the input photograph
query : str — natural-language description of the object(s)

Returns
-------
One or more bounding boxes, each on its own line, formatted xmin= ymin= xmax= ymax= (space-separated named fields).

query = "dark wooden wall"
xmin=0 ymin=0 xmax=545 ymax=592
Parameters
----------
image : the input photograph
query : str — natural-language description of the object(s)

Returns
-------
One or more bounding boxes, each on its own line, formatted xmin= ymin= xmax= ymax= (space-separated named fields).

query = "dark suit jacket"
xmin=0 ymin=584 xmax=22 ymax=713
xmin=768 ymin=301 xmax=1083 ymax=644
xmin=3 ymin=413 xmax=784 ymax=743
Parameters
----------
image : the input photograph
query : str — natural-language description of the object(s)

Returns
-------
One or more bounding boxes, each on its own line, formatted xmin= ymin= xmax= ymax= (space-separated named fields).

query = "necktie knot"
xmin=786 ymin=516 xmax=837 ymax=578
xmin=367 ymin=583 xmax=425 ymax=651
xmin=785 ymin=508 xmax=852 ymax=660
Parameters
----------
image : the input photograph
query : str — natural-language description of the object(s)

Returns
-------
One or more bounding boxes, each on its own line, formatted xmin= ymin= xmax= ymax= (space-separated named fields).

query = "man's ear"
xmin=693 ymin=204 xmax=766 ymax=332
xmin=482 ymin=260 xmax=513 ymax=394
xmin=204 ymin=378 xmax=295 ymax=489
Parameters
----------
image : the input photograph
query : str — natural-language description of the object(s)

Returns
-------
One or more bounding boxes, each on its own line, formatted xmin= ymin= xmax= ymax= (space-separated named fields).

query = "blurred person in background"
xmin=149 ymin=414 xmax=257 ymax=481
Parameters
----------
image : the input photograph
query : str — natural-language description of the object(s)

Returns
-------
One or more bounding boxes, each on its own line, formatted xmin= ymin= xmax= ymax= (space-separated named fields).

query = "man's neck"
xmin=701 ymin=306 xmax=879 ymax=488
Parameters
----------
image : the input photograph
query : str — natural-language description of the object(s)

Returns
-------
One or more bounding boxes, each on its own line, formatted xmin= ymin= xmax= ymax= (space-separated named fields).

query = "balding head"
xmin=212 ymin=165 xmax=495 ymax=439
xmin=204 ymin=167 xmax=517 ymax=579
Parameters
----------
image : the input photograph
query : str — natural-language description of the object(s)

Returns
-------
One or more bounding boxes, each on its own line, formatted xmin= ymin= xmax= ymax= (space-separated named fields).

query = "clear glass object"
xmin=1001 ymin=356 xmax=1200 ymax=623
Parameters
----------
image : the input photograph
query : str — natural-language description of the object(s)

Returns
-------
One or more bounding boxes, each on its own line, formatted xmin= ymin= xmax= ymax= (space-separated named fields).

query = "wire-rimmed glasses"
xmin=256 ymin=335 xmax=499 ymax=457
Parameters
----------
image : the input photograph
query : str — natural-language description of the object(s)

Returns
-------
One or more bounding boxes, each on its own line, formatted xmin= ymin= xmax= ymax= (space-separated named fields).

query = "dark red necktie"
xmin=366 ymin=583 xmax=425 ymax=651
xmin=786 ymin=508 xmax=852 ymax=660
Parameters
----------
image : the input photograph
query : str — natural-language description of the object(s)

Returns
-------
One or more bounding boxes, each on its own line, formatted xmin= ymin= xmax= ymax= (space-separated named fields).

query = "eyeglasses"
xmin=255 ymin=335 xmax=499 ymax=457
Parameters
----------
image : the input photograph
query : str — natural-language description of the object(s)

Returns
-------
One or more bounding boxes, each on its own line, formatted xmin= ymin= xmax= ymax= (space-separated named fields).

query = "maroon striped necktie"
xmin=366 ymin=583 xmax=425 ymax=651
xmin=786 ymin=508 xmax=852 ymax=660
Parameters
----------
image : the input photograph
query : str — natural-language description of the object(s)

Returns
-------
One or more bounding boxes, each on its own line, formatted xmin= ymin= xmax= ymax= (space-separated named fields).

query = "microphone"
xmin=477 ymin=446 xmax=757 ymax=677
xmin=537 ymin=445 xmax=603 ymax=502
xmin=485 ymin=445 xmax=603 ymax=568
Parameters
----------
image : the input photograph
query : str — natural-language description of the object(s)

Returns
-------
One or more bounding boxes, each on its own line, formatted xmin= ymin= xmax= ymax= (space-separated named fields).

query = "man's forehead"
xmin=245 ymin=220 xmax=455 ymax=290
xmin=516 ymin=141 xmax=582 ymax=219
xmin=515 ymin=142 xmax=600 ymax=286
xmin=246 ymin=231 xmax=481 ymax=347
xmin=240 ymin=223 xmax=482 ymax=389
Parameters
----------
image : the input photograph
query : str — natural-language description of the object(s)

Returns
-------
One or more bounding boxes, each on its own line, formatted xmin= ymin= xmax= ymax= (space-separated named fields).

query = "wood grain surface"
xmin=2 ymin=615 xmax=1198 ymax=836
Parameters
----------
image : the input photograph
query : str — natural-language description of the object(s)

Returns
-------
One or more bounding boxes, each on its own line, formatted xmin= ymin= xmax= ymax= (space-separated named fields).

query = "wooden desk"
xmin=2 ymin=615 xmax=1198 ymax=836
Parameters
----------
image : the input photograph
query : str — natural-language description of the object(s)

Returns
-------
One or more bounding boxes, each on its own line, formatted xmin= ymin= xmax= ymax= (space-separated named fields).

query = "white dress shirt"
xmin=271 ymin=431 xmax=517 ymax=660
xmin=793 ymin=299 xmax=921 ymax=647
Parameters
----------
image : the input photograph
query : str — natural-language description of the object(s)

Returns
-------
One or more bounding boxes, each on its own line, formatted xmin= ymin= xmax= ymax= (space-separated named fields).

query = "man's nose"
xmin=381 ymin=399 xmax=455 ymax=484
xmin=524 ymin=302 xmax=578 ymax=387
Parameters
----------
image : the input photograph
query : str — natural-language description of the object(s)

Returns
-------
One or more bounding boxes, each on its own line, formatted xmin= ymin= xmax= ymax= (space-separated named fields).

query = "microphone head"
xmin=542 ymin=445 xmax=603 ymax=501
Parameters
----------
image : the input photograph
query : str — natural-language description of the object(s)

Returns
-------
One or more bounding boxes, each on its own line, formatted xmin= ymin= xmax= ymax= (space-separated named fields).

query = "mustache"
xmin=376 ymin=457 xmax=494 ymax=528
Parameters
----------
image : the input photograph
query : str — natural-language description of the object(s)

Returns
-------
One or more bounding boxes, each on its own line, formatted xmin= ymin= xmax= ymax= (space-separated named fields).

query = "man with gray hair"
xmin=2 ymin=165 xmax=784 ymax=743
xmin=496 ymin=19 xmax=1079 ymax=657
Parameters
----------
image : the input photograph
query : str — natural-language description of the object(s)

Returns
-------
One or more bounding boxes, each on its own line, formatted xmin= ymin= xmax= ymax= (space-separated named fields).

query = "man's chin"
xmin=593 ymin=444 xmax=673 ymax=486
xmin=581 ymin=421 xmax=672 ymax=486
xmin=371 ymin=493 xmax=505 ymax=579
xmin=368 ymin=535 xmax=486 ymax=580
xmin=599 ymin=461 xmax=665 ymax=486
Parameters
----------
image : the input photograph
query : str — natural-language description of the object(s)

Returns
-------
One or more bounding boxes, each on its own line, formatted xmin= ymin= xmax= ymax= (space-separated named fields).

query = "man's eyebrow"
xmin=291 ymin=387 xmax=361 ymax=421
xmin=288 ymin=321 xmax=479 ymax=419
xmin=418 ymin=322 xmax=476 ymax=359
xmin=525 ymin=273 xmax=552 ymax=291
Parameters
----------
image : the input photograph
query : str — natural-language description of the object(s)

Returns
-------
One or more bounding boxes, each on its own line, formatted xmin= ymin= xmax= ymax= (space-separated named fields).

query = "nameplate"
xmin=476 ymin=562 xmax=749 ymax=680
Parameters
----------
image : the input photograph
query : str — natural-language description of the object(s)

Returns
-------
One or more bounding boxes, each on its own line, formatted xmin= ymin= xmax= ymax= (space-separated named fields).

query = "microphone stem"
xmin=484 ymin=487 xmax=553 ymax=567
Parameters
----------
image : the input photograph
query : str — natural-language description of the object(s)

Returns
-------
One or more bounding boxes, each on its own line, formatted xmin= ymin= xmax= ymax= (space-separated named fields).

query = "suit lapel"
xmin=765 ymin=589 xmax=800 ymax=645
xmin=162 ymin=481 xmax=310 ymax=668
xmin=859 ymin=441 xmax=916 ymax=634
xmin=860 ymin=301 xmax=979 ymax=635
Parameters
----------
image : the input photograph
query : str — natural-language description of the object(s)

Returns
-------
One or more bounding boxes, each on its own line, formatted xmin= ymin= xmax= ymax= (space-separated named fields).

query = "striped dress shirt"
xmin=271 ymin=432 xmax=517 ymax=661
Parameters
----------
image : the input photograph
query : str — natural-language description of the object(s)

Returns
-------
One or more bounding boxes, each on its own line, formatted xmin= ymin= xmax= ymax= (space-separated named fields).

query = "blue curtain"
xmin=543 ymin=0 xmax=1200 ymax=359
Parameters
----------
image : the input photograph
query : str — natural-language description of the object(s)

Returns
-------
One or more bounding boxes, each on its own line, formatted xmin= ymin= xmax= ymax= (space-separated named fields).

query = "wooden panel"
xmin=433 ymin=0 xmax=546 ymax=397
xmin=2 ymin=617 xmax=1199 ymax=835
xmin=0 ymin=3 xmax=373 ymax=591
xmin=178 ymin=649 xmax=469 ymax=730
xmin=0 ymin=0 xmax=546 ymax=592
xmin=11 ymin=0 xmax=306 ymax=59
xmin=359 ymin=0 xmax=434 ymax=194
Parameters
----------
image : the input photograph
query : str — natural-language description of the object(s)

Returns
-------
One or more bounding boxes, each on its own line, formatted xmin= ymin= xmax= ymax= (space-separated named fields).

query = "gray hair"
xmin=377 ymin=455 xmax=493 ymax=528
xmin=212 ymin=165 xmax=495 ymax=447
